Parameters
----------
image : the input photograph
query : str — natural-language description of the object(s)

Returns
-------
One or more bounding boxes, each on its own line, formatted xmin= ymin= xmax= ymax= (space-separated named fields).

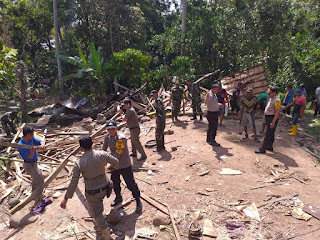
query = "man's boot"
xmin=191 ymin=115 xmax=197 ymax=120
xmin=288 ymin=125 xmax=297 ymax=136
xmin=101 ymin=228 xmax=112 ymax=240
xmin=111 ymin=195 xmax=122 ymax=207
xmin=135 ymin=198 xmax=142 ymax=213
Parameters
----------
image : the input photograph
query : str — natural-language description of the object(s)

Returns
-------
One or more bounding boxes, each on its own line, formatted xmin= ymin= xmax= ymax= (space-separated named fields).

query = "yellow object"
xmin=288 ymin=125 xmax=297 ymax=136
xmin=115 ymin=139 xmax=125 ymax=154
xmin=274 ymin=99 xmax=281 ymax=110
xmin=288 ymin=127 xmax=293 ymax=132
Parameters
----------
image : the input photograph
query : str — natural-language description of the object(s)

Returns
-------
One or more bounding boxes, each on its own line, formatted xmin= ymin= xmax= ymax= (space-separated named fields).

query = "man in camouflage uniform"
xmin=151 ymin=90 xmax=166 ymax=152
xmin=1 ymin=111 xmax=18 ymax=137
xmin=186 ymin=79 xmax=203 ymax=120
xmin=169 ymin=80 xmax=184 ymax=122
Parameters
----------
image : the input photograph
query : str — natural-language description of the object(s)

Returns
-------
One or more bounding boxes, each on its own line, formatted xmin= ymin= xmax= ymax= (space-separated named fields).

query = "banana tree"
xmin=60 ymin=42 xmax=107 ymax=103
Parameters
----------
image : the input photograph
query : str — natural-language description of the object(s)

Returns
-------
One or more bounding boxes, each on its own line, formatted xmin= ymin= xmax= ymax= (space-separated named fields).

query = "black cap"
xmin=247 ymin=88 xmax=253 ymax=93
xmin=211 ymin=83 xmax=219 ymax=89
xmin=123 ymin=99 xmax=131 ymax=105
xmin=106 ymin=120 xmax=117 ymax=129
xmin=267 ymin=86 xmax=278 ymax=93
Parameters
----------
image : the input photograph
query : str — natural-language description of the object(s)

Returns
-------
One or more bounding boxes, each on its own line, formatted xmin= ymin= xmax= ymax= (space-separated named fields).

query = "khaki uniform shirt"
xmin=265 ymin=96 xmax=281 ymax=115
xmin=65 ymin=149 xmax=119 ymax=199
xmin=102 ymin=132 xmax=131 ymax=169
xmin=125 ymin=106 xmax=139 ymax=129
xmin=205 ymin=92 xmax=219 ymax=112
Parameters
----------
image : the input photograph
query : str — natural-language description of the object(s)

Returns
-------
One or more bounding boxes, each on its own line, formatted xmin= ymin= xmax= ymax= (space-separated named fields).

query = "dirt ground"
xmin=1 ymin=112 xmax=320 ymax=240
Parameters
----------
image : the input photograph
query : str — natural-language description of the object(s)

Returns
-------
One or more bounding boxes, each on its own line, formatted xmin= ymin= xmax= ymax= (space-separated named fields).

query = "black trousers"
xmin=315 ymin=103 xmax=320 ymax=117
xmin=206 ymin=111 xmax=219 ymax=143
xmin=261 ymin=115 xmax=278 ymax=150
xmin=283 ymin=103 xmax=291 ymax=115
xmin=111 ymin=166 xmax=140 ymax=200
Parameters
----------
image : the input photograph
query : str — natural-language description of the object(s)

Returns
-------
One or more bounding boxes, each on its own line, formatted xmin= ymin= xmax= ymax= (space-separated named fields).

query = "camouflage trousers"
xmin=1 ymin=118 xmax=17 ymax=136
xmin=155 ymin=122 xmax=165 ymax=151
xmin=192 ymin=98 xmax=203 ymax=116
xmin=172 ymin=101 xmax=181 ymax=119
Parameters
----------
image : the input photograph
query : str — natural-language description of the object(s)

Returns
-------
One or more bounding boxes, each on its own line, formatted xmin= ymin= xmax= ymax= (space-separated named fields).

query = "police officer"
xmin=61 ymin=136 xmax=119 ymax=240
xmin=102 ymin=120 xmax=142 ymax=213
xmin=17 ymin=126 xmax=45 ymax=207
xmin=185 ymin=79 xmax=203 ymax=121
xmin=169 ymin=80 xmax=184 ymax=122
xmin=255 ymin=87 xmax=281 ymax=154
xmin=121 ymin=99 xmax=147 ymax=161
xmin=205 ymin=84 xmax=223 ymax=146
xmin=1 ymin=111 xmax=18 ymax=137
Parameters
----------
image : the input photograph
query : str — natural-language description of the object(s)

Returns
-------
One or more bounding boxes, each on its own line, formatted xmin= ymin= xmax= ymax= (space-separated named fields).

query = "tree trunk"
xmin=182 ymin=0 xmax=187 ymax=34
xmin=53 ymin=0 xmax=64 ymax=97
xmin=17 ymin=62 xmax=28 ymax=122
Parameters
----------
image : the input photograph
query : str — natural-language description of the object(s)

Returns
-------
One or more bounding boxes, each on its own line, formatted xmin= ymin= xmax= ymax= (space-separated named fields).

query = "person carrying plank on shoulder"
xmin=17 ymin=125 xmax=45 ymax=207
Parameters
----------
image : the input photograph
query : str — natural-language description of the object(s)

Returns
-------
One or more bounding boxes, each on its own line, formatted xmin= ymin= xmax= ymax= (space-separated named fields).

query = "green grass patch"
xmin=301 ymin=110 xmax=320 ymax=140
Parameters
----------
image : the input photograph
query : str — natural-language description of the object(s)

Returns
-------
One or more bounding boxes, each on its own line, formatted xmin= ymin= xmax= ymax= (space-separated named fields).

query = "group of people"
xmin=17 ymin=109 xmax=147 ymax=240
xmin=8 ymin=78 xmax=317 ymax=240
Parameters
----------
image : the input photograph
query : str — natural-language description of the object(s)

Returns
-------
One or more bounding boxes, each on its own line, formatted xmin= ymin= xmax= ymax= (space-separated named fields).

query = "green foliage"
xmin=60 ymin=41 xmax=108 ymax=100
xmin=108 ymin=48 xmax=152 ymax=88
xmin=1 ymin=0 xmax=319 ymax=101
xmin=0 ymin=41 xmax=17 ymax=97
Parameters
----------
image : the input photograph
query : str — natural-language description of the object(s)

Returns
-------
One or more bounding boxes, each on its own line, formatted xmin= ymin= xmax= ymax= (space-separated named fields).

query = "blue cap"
xmin=295 ymin=89 xmax=302 ymax=94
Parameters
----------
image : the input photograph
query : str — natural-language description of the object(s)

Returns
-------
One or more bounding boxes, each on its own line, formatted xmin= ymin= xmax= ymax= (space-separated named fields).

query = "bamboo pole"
xmin=10 ymin=112 xmax=121 ymax=214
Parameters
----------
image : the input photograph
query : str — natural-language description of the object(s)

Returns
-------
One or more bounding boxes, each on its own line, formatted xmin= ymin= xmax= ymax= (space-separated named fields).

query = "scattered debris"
xmin=198 ymin=170 xmax=210 ymax=176
xmin=219 ymin=168 xmax=243 ymax=175
xmin=303 ymin=205 xmax=320 ymax=221
xmin=226 ymin=221 xmax=246 ymax=239
xmin=235 ymin=203 xmax=260 ymax=221
xmin=203 ymin=219 xmax=217 ymax=238
xmin=289 ymin=207 xmax=312 ymax=221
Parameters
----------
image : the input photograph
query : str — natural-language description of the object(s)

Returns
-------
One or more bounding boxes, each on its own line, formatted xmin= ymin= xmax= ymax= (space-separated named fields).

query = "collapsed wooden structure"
xmin=220 ymin=65 xmax=269 ymax=96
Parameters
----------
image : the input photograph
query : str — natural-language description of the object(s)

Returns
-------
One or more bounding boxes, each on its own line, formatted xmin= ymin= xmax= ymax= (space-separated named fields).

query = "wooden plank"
xmin=257 ymin=194 xmax=298 ymax=208
xmin=10 ymin=112 xmax=121 ymax=214
xmin=46 ymin=132 xmax=89 ymax=137
xmin=195 ymin=70 xmax=220 ymax=84
xmin=6 ymin=123 xmax=25 ymax=154
xmin=131 ymin=100 xmax=148 ymax=113
xmin=0 ymin=142 xmax=58 ymax=150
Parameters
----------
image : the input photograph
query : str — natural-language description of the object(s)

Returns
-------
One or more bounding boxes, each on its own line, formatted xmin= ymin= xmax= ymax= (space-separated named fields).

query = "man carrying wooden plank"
xmin=102 ymin=120 xmax=142 ymax=213
xmin=1 ymin=110 xmax=18 ymax=137
xmin=61 ymin=136 xmax=119 ymax=240
xmin=151 ymin=90 xmax=166 ymax=152
xmin=17 ymin=126 xmax=45 ymax=206
xmin=185 ymin=78 xmax=203 ymax=121
xmin=120 ymin=99 xmax=147 ymax=161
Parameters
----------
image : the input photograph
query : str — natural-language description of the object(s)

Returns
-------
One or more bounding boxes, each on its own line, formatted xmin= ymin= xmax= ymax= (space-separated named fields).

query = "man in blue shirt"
xmin=282 ymin=84 xmax=294 ymax=115
xmin=17 ymin=126 xmax=45 ymax=206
